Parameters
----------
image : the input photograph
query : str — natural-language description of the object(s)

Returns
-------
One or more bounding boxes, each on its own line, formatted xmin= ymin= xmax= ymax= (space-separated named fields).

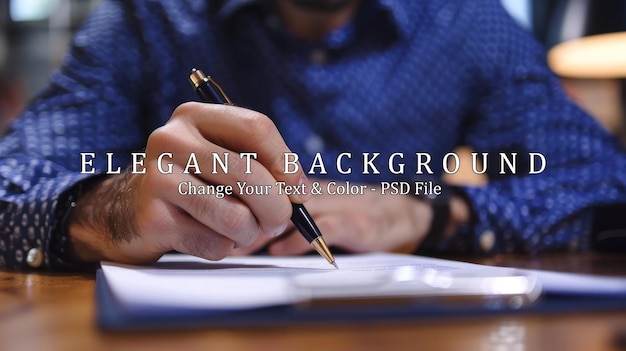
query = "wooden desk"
xmin=1 ymin=254 xmax=625 ymax=351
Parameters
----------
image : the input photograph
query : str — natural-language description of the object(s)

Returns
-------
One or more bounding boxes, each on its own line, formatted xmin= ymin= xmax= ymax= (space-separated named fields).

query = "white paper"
xmin=521 ymin=269 xmax=626 ymax=296
xmin=100 ymin=253 xmax=626 ymax=311
xmin=101 ymin=253 xmax=521 ymax=310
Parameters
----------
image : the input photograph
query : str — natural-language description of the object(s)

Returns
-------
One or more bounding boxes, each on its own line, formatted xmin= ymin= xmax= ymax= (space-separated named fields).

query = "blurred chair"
xmin=0 ymin=29 xmax=24 ymax=136
xmin=529 ymin=0 xmax=626 ymax=142
xmin=0 ymin=75 xmax=24 ymax=136
xmin=547 ymin=33 xmax=626 ymax=141
xmin=447 ymin=1 xmax=626 ymax=186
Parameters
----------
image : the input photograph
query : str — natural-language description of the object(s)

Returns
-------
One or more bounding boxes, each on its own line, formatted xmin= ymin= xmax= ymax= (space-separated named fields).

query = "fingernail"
xmin=268 ymin=229 xmax=282 ymax=238
xmin=298 ymin=173 xmax=309 ymax=188
xmin=292 ymin=173 xmax=310 ymax=202
xmin=267 ymin=222 xmax=287 ymax=238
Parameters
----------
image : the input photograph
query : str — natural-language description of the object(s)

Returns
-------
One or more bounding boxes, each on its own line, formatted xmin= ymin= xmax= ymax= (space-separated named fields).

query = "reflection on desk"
xmin=1 ymin=253 xmax=625 ymax=351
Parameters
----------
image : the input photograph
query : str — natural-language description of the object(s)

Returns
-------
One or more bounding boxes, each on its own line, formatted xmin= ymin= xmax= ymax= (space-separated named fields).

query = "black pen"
xmin=188 ymin=68 xmax=337 ymax=269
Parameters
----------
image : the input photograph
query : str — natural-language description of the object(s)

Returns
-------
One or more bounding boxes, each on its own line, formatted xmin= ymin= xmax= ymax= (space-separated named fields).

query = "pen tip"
xmin=332 ymin=261 xmax=338 ymax=270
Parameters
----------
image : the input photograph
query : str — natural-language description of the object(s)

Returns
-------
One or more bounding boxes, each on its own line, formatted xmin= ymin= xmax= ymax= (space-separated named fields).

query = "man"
xmin=1 ymin=0 xmax=625 ymax=270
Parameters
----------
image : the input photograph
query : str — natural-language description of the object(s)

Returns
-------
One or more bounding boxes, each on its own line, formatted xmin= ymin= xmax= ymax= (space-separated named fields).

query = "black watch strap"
xmin=49 ymin=174 xmax=107 ymax=270
xmin=419 ymin=196 xmax=451 ymax=250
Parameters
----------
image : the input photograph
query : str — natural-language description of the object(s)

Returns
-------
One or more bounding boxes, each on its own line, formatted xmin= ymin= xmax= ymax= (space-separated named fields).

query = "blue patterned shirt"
xmin=2 ymin=0 xmax=626 ymax=270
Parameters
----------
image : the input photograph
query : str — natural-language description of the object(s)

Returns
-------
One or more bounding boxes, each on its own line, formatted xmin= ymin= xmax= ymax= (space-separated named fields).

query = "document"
xmin=101 ymin=253 xmax=547 ymax=311
xmin=520 ymin=268 xmax=626 ymax=296
xmin=98 ymin=253 xmax=626 ymax=329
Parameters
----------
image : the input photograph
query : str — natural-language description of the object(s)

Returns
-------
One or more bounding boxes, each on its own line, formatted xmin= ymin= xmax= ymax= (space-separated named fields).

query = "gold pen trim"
xmin=189 ymin=69 xmax=233 ymax=105
xmin=311 ymin=237 xmax=337 ymax=269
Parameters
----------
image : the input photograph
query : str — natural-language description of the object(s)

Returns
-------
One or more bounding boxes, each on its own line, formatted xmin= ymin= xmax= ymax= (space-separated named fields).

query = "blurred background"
xmin=0 ymin=0 xmax=625 ymax=141
xmin=0 ymin=0 xmax=98 ymax=133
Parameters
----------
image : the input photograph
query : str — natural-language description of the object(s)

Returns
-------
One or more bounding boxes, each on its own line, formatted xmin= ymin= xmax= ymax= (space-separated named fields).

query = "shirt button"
xmin=310 ymin=49 xmax=328 ymax=65
xmin=479 ymin=230 xmax=495 ymax=252
xmin=26 ymin=248 xmax=44 ymax=268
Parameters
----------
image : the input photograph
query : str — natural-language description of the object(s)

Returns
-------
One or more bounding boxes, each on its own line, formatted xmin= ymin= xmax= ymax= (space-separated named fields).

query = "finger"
xmin=167 ymin=210 xmax=237 ymax=261
xmin=267 ymin=228 xmax=313 ymax=256
xmin=297 ymin=181 xmax=372 ymax=216
xmin=146 ymin=131 xmax=291 ymax=237
xmin=268 ymin=214 xmax=365 ymax=255
xmin=170 ymin=102 xmax=310 ymax=203
xmin=145 ymin=165 xmax=263 ymax=248
xmin=231 ymin=232 xmax=275 ymax=255
xmin=231 ymin=219 xmax=297 ymax=255
xmin=274 ymin=211 xmax=388 ymax=255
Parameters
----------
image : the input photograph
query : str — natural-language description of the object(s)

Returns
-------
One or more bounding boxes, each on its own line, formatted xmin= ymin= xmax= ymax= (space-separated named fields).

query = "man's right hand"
xmin=67 ymin=102 xmax=310 ymax=264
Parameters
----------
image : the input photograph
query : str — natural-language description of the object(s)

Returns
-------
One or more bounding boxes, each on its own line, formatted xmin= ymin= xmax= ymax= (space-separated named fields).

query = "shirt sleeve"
xmin=0 ymin=0 xmax=147 ymax=270
xmin=452 ymin=0 xmax=626 ymax=254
